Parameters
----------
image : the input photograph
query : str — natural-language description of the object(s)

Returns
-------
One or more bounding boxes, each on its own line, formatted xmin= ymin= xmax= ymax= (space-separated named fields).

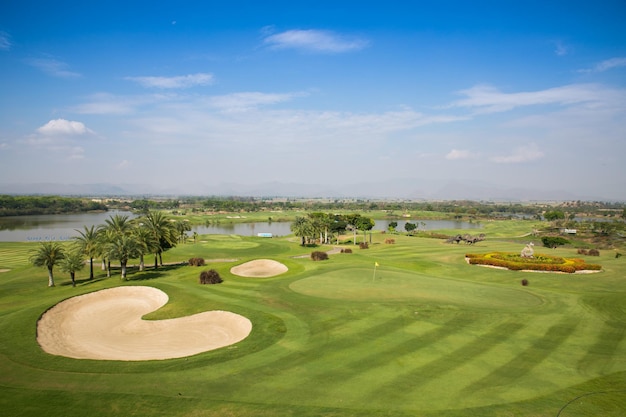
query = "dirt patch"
xmin=230 ymin=259 xmax=288 ymax=278
xmin=37 ymin=286 xmax=252 ymax=361
xmin=0 ymin=269 xmax=9 ymax=273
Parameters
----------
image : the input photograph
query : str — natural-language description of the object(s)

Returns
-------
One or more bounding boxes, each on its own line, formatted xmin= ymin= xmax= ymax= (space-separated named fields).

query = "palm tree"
xmin=141 ymin=210 xmax=177 ymax=268
xmin=59 ymin=249 xmax=85 ymax=287
xmin=30 ymin=242 xmax=65 ymax=287
xmin=291 ymin=216 xmax=310 ymax=246
xmin=174 ymin=219 xmax=191 ymax=244
xmin=73 ymin=225 xmax=99 ymax=279
xmin=99 ymin=214 xmax=135 ymax=277
xmin=103 ymin=213 xmax=133 ymax=235
xmin=104 ymin=234 xmax=142 ymax=279
xmin=133 ymin=226 xmax=158 ymax=272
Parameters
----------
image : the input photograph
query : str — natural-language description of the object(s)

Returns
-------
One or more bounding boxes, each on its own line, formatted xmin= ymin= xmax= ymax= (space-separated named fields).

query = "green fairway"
xmin=0 ymin=226 xmax=625 ymax=417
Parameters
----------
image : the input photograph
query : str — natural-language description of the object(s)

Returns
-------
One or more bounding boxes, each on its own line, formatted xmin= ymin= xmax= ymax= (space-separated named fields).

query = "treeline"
xmin=159 ymin=197 xmax=625 ymax=218
xmin=0 ymin=195 xmax=108 ymax=217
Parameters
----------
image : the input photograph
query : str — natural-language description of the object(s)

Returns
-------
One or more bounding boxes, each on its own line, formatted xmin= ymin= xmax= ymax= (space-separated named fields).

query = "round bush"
xmin=199 ymin=269 xmax=223 ymax=284
xmin=311 ymin=251 xmax=329 ymax=261
xmin=189 ymin=257 xmax=206 ymax=266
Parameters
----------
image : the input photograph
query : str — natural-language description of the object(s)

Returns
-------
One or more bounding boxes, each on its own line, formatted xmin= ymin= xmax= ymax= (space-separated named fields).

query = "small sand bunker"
xmin=230 ymin=259 xmax=288 ymax=278
xmin=37 ymin=286 xmax=252 ymax=361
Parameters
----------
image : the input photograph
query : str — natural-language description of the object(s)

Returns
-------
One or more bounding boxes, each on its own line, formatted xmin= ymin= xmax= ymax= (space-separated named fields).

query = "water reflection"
xmin=0 ymin=213 xmax=480 ymax=242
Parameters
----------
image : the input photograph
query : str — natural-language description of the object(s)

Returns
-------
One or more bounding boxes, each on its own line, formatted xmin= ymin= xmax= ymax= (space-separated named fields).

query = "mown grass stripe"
xmin=270 ymin=315 xmax=476 ymax=406
xmin=370 ymin=321 xmax=526 ymax=400
xmin=578 ymin=321 xmax=626 ymax=375
xmin=462 ymin=317 xmax=580 ymax=394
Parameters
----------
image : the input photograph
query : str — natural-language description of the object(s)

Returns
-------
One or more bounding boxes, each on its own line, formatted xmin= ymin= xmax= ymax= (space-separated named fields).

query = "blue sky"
xmin=1 ymin=1 xmax=625 ymax=200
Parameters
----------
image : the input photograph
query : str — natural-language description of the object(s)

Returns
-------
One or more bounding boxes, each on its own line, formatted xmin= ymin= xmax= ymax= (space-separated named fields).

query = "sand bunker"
xmin=37 ymin=286 xmax=252 ymax=361
xmin=230 ymin=259 xmax=288 ymax=278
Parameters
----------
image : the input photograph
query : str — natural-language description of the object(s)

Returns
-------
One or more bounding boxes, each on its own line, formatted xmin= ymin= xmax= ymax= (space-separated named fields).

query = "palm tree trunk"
xmin=70 ymin=272 xmax=76 ymax=287
xmin=47 ymin=267 xmax=55 ymax=287
xmin=139 ymin=254 xmax=144 ymax=271
xmin=89 ymin=257 xmax=94 ymax=279
xmin=106 ymin=260 xmax=111 ymax=278
xmin=121 ymin=261 xmax=127 ymax=280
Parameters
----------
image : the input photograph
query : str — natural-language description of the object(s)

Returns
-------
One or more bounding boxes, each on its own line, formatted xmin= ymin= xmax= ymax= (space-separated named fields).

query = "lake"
xmin=0 ymin=212 xmax=481 ymax=242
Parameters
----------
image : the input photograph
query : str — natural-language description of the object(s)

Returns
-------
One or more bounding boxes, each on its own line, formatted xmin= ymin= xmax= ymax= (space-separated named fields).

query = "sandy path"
xmin=37 ymin=286 xmax=252 ymax=361
xmin=230 ymin=259 xmax=288 ymax=277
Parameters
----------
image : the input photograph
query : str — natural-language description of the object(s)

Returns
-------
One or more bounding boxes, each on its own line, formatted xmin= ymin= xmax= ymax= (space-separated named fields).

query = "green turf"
xmin=0 ymin=223 xmax=625 ymax=416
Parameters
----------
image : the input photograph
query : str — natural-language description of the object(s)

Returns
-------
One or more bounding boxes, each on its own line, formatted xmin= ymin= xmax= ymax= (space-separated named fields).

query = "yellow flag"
xmin=375 ymin=262 xmax=379 ymax=267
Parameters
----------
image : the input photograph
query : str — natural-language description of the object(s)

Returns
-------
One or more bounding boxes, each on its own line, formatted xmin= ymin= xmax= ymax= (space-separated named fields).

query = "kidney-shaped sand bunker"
xmin=230 ymin=259 xmax=288 ymax=278
xmin=37 ymin=286 xmax=252 ymax=361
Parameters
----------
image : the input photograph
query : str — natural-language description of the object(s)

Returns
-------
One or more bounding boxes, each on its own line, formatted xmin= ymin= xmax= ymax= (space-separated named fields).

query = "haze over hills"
xmin=0 ymin=180 xmax=620 ymax=202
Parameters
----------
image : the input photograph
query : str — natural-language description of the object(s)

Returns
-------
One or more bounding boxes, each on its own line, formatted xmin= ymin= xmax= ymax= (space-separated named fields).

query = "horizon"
xmin=1 ymin=1 xmax=625 ymax=201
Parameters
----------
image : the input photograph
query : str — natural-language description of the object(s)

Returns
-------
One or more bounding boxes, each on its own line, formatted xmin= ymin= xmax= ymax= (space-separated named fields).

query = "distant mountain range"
xmin=0 ymin=180 xmax=620 ymax=202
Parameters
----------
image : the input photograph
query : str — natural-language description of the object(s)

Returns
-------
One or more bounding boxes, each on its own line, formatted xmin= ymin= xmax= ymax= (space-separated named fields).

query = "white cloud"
xmin=263 ymin=29 xmax=368 ymax=53
xmin=116 ymin=160 xmax=130 ymax=169
xmin=207 ymin=91 xmax=308 ymax=112
xmin=491 ymin=144 xmax=545 ymax=164
xmin=72 ymin=93 xmax=175 ymax=115
xmin=37 ymin=119 xmax=93 ymax=136
xmin=0 ymin=31 xmax=11 ymax=51
xmin=579 ymin=57 xmax=626 ymax=73
xmin=448 ymin=83 xmax=614 ymax=114
xmin=125 ymin=73 xmax=214 ymax=89
xmin=553 ymin=40 xmax=569 ymax=56
xmin=445 ymin=149 xmax=477 ymax=160
xmin=26 ymin=57 xmax=81 ymax=78
xmin=68 ymin=146 xmax=85 ymax=160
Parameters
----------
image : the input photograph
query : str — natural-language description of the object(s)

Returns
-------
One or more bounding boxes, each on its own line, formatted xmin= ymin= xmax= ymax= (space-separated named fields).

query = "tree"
xmin=104 ymin=234 xmax=142 ymax=279
xmin=73 ymin=225 xmax=99 ymax=279
xmin=59 ymin=249 xmax=85 ymax=287
xmin=133 ymin=226 xmax=159 ymax=272
xmin=30 ymin=242 xmax=65 ymax=287
xmin=174 ymin=219 xmax=191 ymax=244
xmin=309 ymin=213 xmax=332 ymax=244
xmin=141 ymin=210 xmax=177 ymax=268
xmin=388 ymin=221 xmax=398 ymax=233
xmin=544 ymin=210 xmax=565 ymax=222
xmin=291 ymin=216 xmax=311 ymax=246
xmin=404 ymin=222 xmax=417 ymax=234
xmin=541 ymin=236 xmax=569 ymax=248
xmin=354 ymin=215 xmax=375 ymax=243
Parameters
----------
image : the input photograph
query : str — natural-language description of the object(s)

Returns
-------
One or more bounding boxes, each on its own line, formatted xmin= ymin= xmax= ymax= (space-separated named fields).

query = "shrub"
xmin=588 ymin=249 xmax=600 ymax=256
xmin=384 ymin=238 xmax=395 ymax=244
xmin=199 ymin=269 xmax=223 ymax=284
xmin=359 ymin=242 xmax=369 ymax=249
xmin=541 ymin=236 xmax=569 ymax=248
xmin=521 ymin=279 xmax=529 ymax=286
xmin=188 ymin=257 xmax=205 ymax=266
xmin=311 ymin=251 xmax=329 ymax=261
xmin=341 ymin=248 xmax=352 ymax=253
xmin=577 ymin=248 xmax=588 ymax=255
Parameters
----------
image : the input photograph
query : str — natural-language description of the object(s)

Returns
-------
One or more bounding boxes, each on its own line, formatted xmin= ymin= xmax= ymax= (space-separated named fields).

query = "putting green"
xmin=290 ymin=268 xmax=543 ymax=308
xmin=198 ymin=235 xmax=259 ymax=250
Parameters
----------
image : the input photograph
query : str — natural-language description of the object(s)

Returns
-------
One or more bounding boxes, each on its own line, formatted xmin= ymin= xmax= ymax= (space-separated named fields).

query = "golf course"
xmin=0 ymin=221 xmax=625 ymax=416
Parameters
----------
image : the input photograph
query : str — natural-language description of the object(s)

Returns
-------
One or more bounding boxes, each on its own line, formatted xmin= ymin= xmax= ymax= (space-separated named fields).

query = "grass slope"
xmin=0 ymin=225 xmax=625 ymax=417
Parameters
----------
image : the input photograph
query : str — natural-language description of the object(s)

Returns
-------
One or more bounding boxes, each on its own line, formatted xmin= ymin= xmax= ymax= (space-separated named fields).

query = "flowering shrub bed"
xmin=465 ymin=252 xmax=601 ymax=273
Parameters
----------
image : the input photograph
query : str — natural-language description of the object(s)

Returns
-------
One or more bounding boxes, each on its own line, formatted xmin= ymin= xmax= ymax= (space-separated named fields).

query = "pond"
xmin=0 ymin=213 xmax=480 ymax=242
